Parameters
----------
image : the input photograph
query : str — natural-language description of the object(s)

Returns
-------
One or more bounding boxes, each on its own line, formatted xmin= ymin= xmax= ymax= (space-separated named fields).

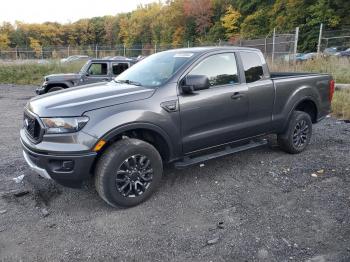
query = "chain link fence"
xmin=319 ymin=26 xmax=350 ymax=50
xmin=0 ymin=26 xmax=333 ymax=64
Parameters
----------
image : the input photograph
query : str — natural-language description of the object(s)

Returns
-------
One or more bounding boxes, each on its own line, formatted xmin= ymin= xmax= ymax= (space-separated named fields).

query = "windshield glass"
xmin=80 ymin=61 xmax=90 ymax=74
xmin=115 ymin=51 xmax=196 ymax=87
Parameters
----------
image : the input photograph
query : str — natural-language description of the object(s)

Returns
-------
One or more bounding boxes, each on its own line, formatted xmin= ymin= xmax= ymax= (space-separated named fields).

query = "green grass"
xmin=332 ymin=89 xmax=350 ymax=120
xmin=0 ymin=61 xmax=84 ymax=85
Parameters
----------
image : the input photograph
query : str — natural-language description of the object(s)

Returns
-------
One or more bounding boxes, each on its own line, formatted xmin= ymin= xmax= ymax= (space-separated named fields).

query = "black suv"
xmin=36 ymin=58 xmax=136 ymax=94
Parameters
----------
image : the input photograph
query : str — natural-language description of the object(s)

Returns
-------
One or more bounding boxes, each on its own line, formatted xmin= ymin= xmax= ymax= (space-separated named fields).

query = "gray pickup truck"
xmin=21 ymin=47 xmax=334 ymax=207
xmin=36 ymin=58 xmax=136 ymax=95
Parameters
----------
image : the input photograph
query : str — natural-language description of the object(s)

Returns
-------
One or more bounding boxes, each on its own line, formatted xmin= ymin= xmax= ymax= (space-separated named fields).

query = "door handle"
xmin=231 ymin=92 xmax=244 ymax=100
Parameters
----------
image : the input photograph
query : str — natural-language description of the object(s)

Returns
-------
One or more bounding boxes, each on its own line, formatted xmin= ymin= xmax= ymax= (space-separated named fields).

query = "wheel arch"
xmin=280 ymin=96 xmax=319 ymax=133
xmin=98 ymin=123 xmax=175 ymax=163
xmin=45 ymin=82 xmax=71 ymax=92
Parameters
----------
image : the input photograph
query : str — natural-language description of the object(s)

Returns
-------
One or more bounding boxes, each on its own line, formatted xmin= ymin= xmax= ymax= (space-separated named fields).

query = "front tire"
xmin=94 ymin=138 xmax=163 ymax=207
xmin=277 ymin=111 xmax=312 ymax=154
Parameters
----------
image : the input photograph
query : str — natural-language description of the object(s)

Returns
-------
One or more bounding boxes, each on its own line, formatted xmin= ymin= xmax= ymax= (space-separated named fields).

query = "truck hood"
xmin=45 ymin=73 xmax=81 ymax=82
xmin=28 ymin=81 xmax=155 ymax=117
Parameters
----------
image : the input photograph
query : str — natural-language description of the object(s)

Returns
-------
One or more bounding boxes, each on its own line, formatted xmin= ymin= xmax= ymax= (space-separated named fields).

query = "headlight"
xmin=41 ymin=116 xmax=89 ymax=134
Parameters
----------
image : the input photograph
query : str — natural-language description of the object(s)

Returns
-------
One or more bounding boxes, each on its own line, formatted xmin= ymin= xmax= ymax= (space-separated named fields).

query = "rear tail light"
xmin=329 ymin=79 xmax=335 ymax=102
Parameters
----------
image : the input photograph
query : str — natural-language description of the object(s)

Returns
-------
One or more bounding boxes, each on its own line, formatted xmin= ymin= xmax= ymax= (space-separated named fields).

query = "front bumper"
xmin=21 ymin=139 xmax=97 ymax=188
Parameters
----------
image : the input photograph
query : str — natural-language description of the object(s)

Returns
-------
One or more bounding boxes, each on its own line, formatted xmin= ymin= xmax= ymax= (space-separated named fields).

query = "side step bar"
xmin=174 ymin=139 xmax=268 ymax=169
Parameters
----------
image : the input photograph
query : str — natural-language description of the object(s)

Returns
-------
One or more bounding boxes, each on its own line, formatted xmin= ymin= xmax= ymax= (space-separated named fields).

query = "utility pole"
xmin=272 ymin=28 xmax=276 ymax=66
xmin=293 ymin=27 xmax=299 ymax=67
xmin=317 ymin=23 xmax=323 ymax=57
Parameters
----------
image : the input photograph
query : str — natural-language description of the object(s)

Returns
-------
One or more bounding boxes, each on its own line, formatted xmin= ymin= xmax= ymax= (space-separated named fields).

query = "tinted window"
xmin=240 ymin=52 xmax=264 ymax=83
xmin=88 ymin=63 xmax=108 ymax=75
xmin=189 ymin=53 xmax=238 ymax=87
xmin=112 ymin=63 xmax=129 ymax=75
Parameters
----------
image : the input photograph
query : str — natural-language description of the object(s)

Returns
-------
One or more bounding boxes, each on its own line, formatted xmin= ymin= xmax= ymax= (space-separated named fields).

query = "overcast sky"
xmin=0 ymin=0 xmax=160 ymax=24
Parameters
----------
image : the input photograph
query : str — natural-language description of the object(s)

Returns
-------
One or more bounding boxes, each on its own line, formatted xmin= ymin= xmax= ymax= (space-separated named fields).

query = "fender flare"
xmin=101 ymin=122 xmax=176 ymax=160
xmin=45 ymin=81 xmax=73 ymax=92
xmin=283 ymin=95 xmax=319 ymax=131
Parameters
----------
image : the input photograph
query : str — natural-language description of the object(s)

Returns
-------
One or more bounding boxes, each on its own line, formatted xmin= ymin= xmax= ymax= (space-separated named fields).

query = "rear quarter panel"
xmin=272 ymin=74 xmax=332 ymax=132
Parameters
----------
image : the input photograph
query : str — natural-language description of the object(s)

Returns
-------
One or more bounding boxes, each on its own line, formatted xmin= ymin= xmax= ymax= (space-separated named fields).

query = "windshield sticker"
xmin=174 ymin=53 xmax=194 ymax=58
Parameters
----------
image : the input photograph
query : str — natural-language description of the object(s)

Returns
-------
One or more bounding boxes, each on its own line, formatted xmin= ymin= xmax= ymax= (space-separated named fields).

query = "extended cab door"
xmin=237 ymin=51 xmax=274 ymax=136
xmin=83 ymin=62 xmax=110 ymax=84
xmin=178 ymin=52 xmax=249 ymax=153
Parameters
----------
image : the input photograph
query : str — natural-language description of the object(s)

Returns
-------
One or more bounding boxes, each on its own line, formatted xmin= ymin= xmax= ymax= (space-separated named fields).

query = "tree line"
xmin=0 ymin=0 xmax=349 ymax=53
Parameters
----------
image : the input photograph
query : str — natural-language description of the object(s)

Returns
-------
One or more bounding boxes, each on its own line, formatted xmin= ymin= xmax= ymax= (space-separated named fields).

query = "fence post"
xmin=41 ymin=46 xmax=44 ymax=60
xmin=16 ymin=46 xmax=18 ymax=60
xmin=293 ymin=27 xmax=299 ymax=68
xmin=272 ymin=28 xmax=276 ymax=66
xmin=67 ymin=45 xmax=70 ymax=57
xmin=264 ymin=37 xmax=267 ymax=56
xmin=317 ymin=23 xmax=323 ymax=57
xmin=95 ymin=44 xmax=98 ymax=58
xmin=123 ymin=44 xmax=126 ymax=57
xmin=187 ymin=41 xmax=190 ymax=48
xmin=154 ymin=43 xmax=157 ymax=53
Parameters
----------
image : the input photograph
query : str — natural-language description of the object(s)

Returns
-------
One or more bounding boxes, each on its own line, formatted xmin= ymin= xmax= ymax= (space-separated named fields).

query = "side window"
xmin=240 ymin=52 xmax=264 ymax=83
xmin=112 ymin=63 xmax=129 ymax=75
xmin=188 ymin=53 xmax=239 ymax=87
xmin=88 ymin=63 xmax=108 ymax=76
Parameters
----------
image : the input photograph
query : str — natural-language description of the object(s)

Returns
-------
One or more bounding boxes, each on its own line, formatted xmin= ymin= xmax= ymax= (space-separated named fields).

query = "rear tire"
xmin=94 ymin=138 xmax=163 ymax=207
xmin=47 ymin=86 xmax=64 ymax=93
xmin=277 ymin=111 xmax=312 ymax=154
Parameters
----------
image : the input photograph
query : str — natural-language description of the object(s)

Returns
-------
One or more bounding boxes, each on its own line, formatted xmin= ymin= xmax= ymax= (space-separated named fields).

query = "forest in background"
xmin=0 ymin=0 xmax=349 ymax=53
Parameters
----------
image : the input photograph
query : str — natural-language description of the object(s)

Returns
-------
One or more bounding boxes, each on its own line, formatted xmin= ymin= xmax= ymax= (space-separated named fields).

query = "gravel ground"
xmin=0 ymin=85 xmax=350 ymax=262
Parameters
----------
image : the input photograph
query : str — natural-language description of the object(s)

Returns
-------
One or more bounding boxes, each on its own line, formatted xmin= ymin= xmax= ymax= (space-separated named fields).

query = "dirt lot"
xmin=0 ymin=84 xmax=349 ymax=262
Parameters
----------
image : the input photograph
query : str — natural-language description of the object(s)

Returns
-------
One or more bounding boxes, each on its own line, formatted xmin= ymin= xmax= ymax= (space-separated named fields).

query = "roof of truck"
xmin=89 ymin=58 xmax=137 ymax=63
xmin=168 ymin=46 xmax=261 ymax=53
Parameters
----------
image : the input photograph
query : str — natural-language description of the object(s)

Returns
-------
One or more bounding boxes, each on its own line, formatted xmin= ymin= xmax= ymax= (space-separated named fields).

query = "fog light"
xmin=62 ymin=160 xmax=74 ymax=171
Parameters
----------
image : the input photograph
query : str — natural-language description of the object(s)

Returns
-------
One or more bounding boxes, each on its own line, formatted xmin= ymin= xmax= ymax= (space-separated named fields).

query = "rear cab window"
xmin=240 ymin=52 xmax=265 ymax=83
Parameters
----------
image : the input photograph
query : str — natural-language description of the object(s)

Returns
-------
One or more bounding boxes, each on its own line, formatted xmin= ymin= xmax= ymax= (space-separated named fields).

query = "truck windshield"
xmin=115 ymin=51 xmax=195 ymax=88
xmin=80 ymin=61 xmax=90 ymax=74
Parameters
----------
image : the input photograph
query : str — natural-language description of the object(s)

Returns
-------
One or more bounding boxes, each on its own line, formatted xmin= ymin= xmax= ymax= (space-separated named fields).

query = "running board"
xmin=174 ymin=139 xmax=268 ymax=169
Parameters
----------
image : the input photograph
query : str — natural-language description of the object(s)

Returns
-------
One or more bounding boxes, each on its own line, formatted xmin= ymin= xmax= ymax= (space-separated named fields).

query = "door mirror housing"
xmin=182 ymin=75 xmax=210 ymax=93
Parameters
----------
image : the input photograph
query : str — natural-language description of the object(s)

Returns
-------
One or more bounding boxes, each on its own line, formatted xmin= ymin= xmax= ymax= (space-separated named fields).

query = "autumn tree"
xmin=29 ymin=37 xmax=42 ymax=58
xmin=221 ymin=5 xmax=241 ymax=39
xmin=0 ymin=34 xmax=10 ymax=50
xmin=184 ymin=0 xmax=213 ymax=38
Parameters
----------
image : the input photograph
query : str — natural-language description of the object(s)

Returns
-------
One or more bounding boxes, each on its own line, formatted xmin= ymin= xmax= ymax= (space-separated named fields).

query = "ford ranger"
xmin=20 ymin=47 xmax=334 ymax=207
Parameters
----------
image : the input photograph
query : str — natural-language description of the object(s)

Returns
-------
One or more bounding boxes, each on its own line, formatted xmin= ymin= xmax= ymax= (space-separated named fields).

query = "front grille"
xmin=24 ymin=111 xmax=42 ymax=141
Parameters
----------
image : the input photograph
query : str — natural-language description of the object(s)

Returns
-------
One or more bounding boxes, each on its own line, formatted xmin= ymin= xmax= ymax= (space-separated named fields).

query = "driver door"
xmin=178 ymin=52 xmax=249 ymax=153
xmin=83 ymin=62 xmax=110 ymax=84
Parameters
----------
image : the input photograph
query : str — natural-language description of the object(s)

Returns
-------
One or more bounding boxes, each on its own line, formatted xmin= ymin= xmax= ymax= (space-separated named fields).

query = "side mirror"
xmin=181 ymin=75 xmax=210 ymax=93
xmin=85 ymin=72 xmax=90 ymax=76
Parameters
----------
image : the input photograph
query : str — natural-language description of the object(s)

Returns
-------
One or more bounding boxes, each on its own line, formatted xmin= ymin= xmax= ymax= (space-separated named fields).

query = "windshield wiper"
xmin=115 ymin=79 xmax=142 ymax=86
